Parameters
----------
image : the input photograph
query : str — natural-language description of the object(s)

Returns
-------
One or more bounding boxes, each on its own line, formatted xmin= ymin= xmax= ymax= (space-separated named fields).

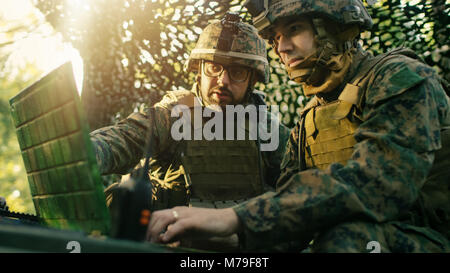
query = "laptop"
xmin=9 ymin=62 xmax=110 ymax=235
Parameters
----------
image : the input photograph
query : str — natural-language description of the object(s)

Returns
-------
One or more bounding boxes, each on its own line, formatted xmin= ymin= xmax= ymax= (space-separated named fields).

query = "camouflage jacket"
xmin=90 ymin=84 xmax=290 ymax=208
xmin=233 ymin=47 xmax=450 ymax=251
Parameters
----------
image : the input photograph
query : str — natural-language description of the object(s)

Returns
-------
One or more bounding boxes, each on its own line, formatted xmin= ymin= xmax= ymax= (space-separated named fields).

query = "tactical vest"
xmin=174 ymin=92 xmax=266 ymax=252
xmin=181 ymin=138 xmax=263 ymax=206
xmin=300 ymin=48 xmax=450 ymax=238
xmin=172 ymin=91 xmax=265 ymax=208
xmin=303 ymin=99 xmax=359 ymax=170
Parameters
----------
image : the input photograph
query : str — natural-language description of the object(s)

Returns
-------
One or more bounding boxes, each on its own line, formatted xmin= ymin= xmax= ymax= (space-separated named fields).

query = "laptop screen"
xmin=9 ymin=62 xmax=110 ymax=235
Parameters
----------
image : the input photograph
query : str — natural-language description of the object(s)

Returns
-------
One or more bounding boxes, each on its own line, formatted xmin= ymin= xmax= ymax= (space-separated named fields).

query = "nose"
xmin=277 ymin=34 xmax=293 ymax=54
xmin=217 ymin=69 xmax=231 ymax=85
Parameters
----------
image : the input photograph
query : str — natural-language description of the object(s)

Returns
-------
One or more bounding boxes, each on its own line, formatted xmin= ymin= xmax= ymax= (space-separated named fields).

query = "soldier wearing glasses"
xmin=89 ymin=12 xmax=290 ymax=251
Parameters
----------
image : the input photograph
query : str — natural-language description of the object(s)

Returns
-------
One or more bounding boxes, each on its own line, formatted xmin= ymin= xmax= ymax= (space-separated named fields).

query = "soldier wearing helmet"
xmin=247 ymin=0 xmax=373 ymax=97
xmin=185 ymin=12 xmax=270 ymax=106
xmin=89 ymin=12 xmax=290 ymax=251
xmin=146 ymin=1 xmax=450 ymax=252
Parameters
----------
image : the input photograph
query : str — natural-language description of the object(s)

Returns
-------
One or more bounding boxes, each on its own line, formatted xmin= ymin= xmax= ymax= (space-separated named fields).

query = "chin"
xmin=211 ymin=98 xmax=231 ymax=107
xmin=217 ymin=102 xmax=229 ymax=110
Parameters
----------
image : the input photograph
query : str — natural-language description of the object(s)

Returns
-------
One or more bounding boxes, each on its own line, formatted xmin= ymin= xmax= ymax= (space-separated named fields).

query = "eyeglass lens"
xmin=203 ymin=61 xmax=249 ymax=82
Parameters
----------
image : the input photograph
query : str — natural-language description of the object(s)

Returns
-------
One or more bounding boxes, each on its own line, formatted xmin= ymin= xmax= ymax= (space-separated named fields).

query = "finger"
xmin=148 ymin=208 xmax=184 ymax=242
xmin=147 ymin=218 xmax=165 ymax=243
xmin=147 ymin=210 xmax=176 ymax=242
xmin=147 ymin=206 xmax=191 ymax=243
xmin=160 ymin=219 xmax=189 ymax=243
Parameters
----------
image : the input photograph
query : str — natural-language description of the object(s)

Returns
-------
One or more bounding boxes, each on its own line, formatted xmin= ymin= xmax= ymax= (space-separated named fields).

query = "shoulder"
xmin=252 ymin=90 xmax=267 ymax=103
xmin=154 ymin=89 xmax=198 ymax=110
xmin=362 ymin=48 xmax=441 ymax=106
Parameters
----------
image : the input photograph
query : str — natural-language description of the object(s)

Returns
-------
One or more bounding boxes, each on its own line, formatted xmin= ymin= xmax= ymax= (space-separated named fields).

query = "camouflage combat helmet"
xmin=186 ymin=12 xmax=270 ymax=84
xmin=244 ymin=0 xmax=373 ymax=39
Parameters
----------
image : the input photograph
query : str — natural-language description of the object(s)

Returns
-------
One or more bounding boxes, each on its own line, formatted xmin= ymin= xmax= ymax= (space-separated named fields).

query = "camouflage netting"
xmin=34 ymin=0 xmax=449 ymax=129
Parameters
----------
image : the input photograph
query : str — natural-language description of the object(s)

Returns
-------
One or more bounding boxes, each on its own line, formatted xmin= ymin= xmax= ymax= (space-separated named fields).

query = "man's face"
xmin=273 ymin=17 xmax=317 ymax=67
xmin=198 ymin=61 xmax=252 ymax=108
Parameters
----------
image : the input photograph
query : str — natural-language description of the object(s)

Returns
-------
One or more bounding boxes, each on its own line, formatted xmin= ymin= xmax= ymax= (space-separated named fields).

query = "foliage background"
xmin=1 ymin=0 xmax=449 ymax=213
xmin=33 ymin=0 xmax=449 ymax=129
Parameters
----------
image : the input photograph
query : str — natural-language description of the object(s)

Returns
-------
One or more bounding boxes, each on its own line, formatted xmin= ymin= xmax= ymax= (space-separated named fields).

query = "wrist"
xmin=225 ymin=207 xmax=242 ymax=234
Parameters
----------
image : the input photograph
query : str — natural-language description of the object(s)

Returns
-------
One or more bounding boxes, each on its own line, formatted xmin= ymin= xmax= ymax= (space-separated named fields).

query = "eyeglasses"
xmin=202 ymin=61 xmax=251 ymax=83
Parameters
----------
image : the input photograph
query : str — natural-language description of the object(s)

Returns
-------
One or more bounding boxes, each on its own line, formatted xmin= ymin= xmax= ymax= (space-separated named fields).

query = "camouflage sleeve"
xmin=260 ymin=114 xmax=291 ymax=188
xmin=275 ymin=123 xmax=301 ymax=189
xmin=233 ymin=59 xmax=450 ymax=251
xmin=89 ymin=103 xmax=174 ymax=175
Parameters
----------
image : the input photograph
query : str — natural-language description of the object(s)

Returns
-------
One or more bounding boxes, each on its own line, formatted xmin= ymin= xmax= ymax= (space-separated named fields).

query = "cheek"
xmin=231 ymin=82 xmax=249 ymax=102
xmin=305 ymin=33 xmax=317 ymax=54
xmin=200 ymin=75 xmax=213 ymax=95
xmin=293 ymin=33 xmax=316 ymax=55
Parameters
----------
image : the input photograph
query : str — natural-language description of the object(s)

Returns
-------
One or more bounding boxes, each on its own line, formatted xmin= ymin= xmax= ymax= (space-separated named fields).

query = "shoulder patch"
xmin=365 ymin=60 xmax=425 ymax=106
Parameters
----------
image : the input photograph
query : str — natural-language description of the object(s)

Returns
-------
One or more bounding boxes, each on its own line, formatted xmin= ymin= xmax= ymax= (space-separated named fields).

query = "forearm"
xmin=262 ymin=123 xmax=292 ymax=188
xmin=90 ymin=112 xmax=152 ymax=174
xmin=234 ymin=150 xmax=434 ymax=250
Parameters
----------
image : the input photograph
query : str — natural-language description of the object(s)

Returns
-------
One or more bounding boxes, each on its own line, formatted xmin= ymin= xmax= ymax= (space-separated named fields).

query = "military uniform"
xmin=90 ymin=14 xmax=291 ymax=251
xmin=91 ymin=84 xmax=290 ymax=210
xmin=236 ymin=0 xmax=450 ymax=252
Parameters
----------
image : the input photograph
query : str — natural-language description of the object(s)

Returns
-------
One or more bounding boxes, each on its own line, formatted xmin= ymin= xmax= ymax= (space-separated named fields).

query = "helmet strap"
xmin=311 ymin=18 xmax=338 ymax=70
xmin=244 ymin=70 xmax=255 ymax=104
xmin=195 ymin=61 xmax=208 ymax=106
xmin=301 ymin=51 xmax=353 ymax=96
